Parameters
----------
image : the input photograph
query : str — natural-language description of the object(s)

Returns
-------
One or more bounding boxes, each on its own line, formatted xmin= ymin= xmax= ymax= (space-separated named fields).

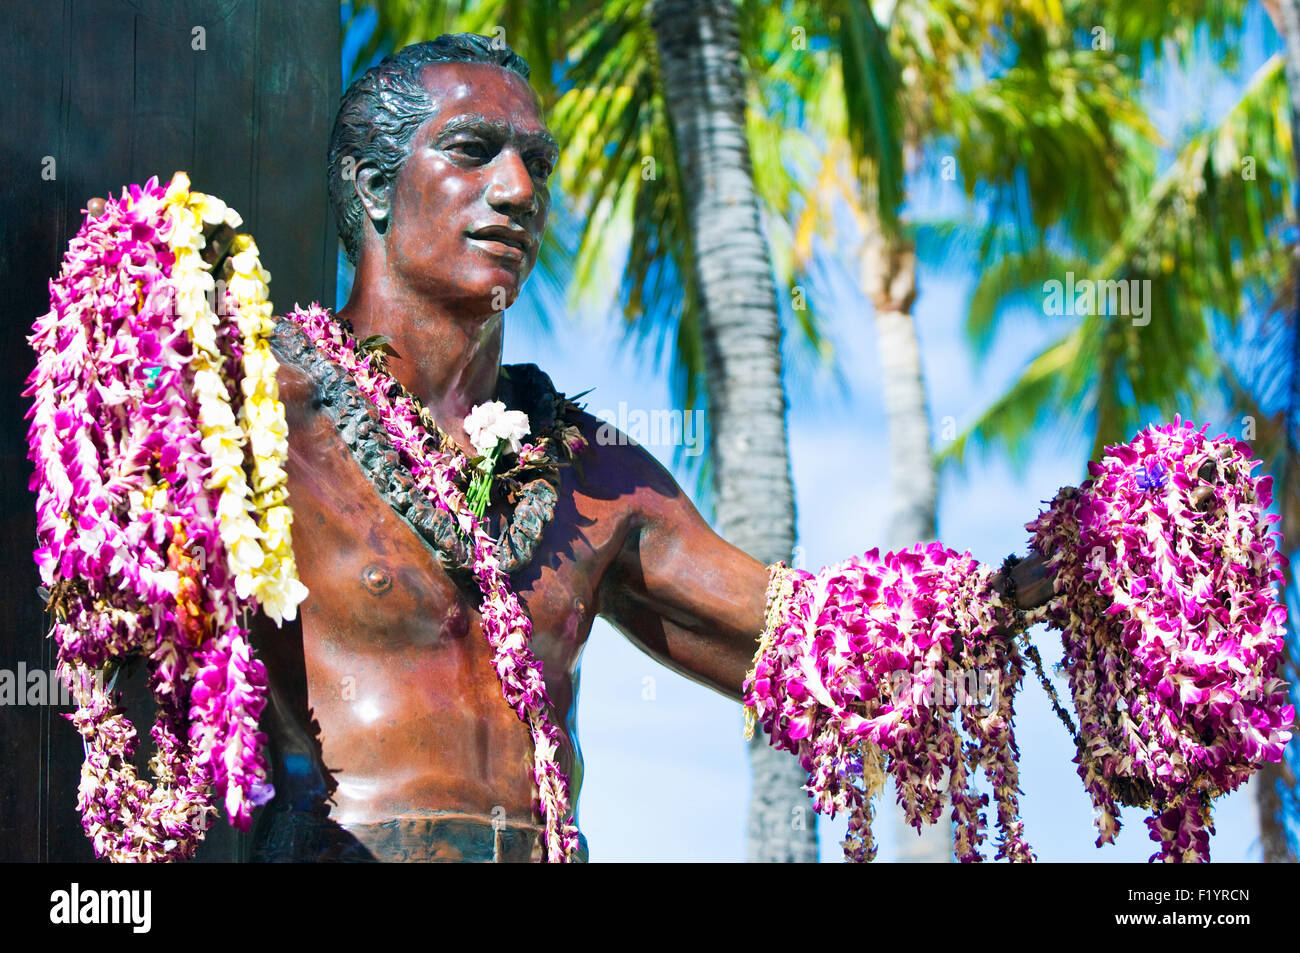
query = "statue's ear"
xmin=354 ymin=162 xmax=393 ymax=233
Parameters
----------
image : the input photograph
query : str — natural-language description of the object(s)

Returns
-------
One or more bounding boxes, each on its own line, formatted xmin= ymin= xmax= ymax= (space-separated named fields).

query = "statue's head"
xmin=328 ymin=34 xmax=556 ymax=312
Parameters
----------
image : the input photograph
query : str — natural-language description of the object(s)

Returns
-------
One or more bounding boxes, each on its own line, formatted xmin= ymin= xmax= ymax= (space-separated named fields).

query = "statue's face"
xmin=384 ymin=61 xmax=556 ymax=314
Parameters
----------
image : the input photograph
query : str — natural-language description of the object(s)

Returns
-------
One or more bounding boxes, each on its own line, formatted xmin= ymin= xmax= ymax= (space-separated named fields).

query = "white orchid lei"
xmin=26 ymin=173 xmax=306 ymax=861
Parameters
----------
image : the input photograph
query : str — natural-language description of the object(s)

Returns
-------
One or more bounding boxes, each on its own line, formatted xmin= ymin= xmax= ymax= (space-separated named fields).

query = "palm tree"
xmin=940 ymin=6 xmax=1298 ymax=859
xmin=651 ymin=0 xmax=817 ymax=863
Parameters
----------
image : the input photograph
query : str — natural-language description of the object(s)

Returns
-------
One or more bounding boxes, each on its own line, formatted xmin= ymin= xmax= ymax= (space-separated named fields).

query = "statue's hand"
xmin=990 ymin=461 xmax=1219 ymax=612
xmin=84 ymin=194 xmax=237 ymax=269
xmin=990 ymin=550 xmax=1054 ymax=610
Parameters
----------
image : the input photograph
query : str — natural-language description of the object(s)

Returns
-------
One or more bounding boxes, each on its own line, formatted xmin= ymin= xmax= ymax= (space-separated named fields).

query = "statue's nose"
xmin=486 ymin=150 xmax=539 ymax=219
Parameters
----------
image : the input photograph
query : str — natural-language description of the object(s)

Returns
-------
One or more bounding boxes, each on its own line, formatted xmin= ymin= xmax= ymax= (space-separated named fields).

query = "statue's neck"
xmin=336 ymin=280 xmax=503 ymax=453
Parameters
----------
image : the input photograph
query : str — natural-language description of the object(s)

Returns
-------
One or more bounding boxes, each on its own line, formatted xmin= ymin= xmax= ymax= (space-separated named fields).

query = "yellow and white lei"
xmin=161 ymin=171 xmax=306 ymax=624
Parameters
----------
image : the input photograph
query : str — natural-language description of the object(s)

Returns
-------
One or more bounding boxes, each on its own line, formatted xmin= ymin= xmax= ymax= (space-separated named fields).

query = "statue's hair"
xmin=328 ymin=34 xmax=532 ymax=264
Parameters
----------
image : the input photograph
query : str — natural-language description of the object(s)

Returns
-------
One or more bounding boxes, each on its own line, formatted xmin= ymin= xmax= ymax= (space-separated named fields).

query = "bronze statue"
xmin=247 ymin=34 xmax=1050 ymax=862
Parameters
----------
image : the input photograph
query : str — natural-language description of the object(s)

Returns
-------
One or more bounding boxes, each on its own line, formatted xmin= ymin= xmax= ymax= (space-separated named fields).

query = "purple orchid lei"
xmin=25 ymin=174 xmax=302 ymax=861
xmin=1026 ymin=417 xmax=1294 ymax=862
xmin=745 ymin=417 xmax=1293 ymax=863
xmin=284 ymin=303 xmax=583 ymax=862
xmin=743 ymin=547 xmax=1033 ymax=863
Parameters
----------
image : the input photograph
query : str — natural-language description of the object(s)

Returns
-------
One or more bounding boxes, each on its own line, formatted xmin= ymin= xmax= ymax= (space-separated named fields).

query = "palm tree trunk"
xmin=859 ymin=226 xmax=951 ymax=862
xmin=1259 ymin=0 xmax=1300 ymax=864
xmin=651 ymin=0 xmax=816 ymax=862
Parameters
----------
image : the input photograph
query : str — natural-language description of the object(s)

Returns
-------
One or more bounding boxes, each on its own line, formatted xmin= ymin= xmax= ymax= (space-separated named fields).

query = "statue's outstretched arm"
xmin=586 ymin=421 xmax=769 ymax=702
xmin=587 ymin=411 xmax=1053 ymax=702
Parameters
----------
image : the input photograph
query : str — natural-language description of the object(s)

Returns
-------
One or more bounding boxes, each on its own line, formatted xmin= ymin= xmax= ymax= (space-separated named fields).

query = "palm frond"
xmin=965 ymin=247 xmax=1087 ymax=359
xmin=838 ymin=0 xmax=905 ymax=234
xmin=937 ymin=327 xmax=1088 ymax=473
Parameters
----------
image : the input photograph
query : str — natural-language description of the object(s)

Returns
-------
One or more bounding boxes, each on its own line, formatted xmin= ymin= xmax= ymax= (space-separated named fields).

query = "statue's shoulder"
xmin=498 ymin=362 xmax=554 ymax=391
xmin=268 ymin=314 xmax=323 ymax=419
xmin=497 ymin=362 xmax=583 ymax=434
xmin=511 ymin=376 xmax=683 ymax=507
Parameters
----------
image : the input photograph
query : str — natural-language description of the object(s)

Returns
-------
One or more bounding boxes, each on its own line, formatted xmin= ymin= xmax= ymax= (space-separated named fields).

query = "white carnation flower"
xmin=465 ymin=401 xmax=531 ymax=456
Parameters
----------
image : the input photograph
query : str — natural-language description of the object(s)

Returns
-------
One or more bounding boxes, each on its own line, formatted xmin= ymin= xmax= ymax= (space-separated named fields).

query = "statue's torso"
xmin=255 ymin=356 xmax=631 ymax=859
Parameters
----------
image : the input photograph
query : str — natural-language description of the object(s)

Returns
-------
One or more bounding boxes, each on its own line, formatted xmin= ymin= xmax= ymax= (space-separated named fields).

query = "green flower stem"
xmin=466 ymin=445 xmax=501 ymax=518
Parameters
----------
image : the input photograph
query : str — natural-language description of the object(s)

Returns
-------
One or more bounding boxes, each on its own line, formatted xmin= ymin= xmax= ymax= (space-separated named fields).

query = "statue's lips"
xmin=466 ymin=229 xmax=532 ymax=263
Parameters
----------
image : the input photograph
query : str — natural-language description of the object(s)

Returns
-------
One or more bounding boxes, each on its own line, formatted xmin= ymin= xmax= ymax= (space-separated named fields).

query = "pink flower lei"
xmin=25 ymin=175 xmax=302 ymax=861
xmin=745 ymin=419 xmax=1294 ymax=863
xmin=1027 ymin=417 xmax=1294 ymax=862
xmin=28 ymin=179 xmax=1292 ymax=865
xmin=283 ymin=303 xmax=582 ymax=862
xmin=744 ymin=546 xmax=1034 ymax=863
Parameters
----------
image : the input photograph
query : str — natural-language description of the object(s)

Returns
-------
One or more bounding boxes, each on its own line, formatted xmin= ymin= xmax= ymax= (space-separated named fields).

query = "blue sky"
xmin=339 ymin=7 xmax=1286 ymax=862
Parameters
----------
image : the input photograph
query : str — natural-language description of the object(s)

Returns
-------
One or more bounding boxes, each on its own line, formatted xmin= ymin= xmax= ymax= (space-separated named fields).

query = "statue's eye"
xmin=528 ymin=157 xmax=554 ymax=180
xmin=448 ymin=140 xmax=490 ymax=161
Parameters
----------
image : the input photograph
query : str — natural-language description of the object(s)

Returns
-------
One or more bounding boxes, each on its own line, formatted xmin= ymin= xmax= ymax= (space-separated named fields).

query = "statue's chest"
xmin=285 ymin=398 xmax=601 ymax=663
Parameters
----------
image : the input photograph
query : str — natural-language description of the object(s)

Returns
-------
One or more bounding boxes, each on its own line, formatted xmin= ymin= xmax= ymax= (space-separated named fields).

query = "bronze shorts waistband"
xmin=251 ymin=809 xmax=589 ymax=863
